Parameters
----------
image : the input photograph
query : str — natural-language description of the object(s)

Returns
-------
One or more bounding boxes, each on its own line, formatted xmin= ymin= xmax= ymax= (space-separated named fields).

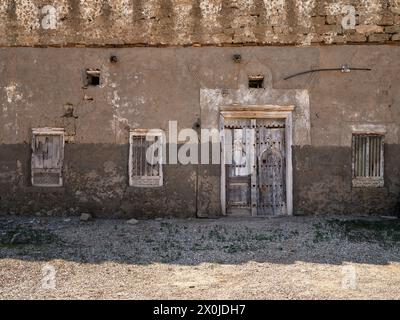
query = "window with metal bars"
xmin=352 ymin=134 xmax=384 ymax=188
xmin=129 ymin=130 xmax=163 ymax=187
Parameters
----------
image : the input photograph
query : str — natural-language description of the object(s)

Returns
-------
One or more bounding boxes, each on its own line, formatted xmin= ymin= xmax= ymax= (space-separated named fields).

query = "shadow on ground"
xmin=1 ymin=215 xmax=400 ymax=266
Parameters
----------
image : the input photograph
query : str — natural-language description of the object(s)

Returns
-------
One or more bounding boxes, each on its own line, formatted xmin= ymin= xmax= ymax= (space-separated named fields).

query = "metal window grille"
xmin=352 ymin=134 xmax=384 ymax=187
xmin=129 ymin=130 xmax=163 ymax=187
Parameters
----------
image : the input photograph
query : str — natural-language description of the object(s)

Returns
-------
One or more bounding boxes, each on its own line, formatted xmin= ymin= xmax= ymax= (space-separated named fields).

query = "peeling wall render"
xmin=0 ymin=1 xmax=399 ymax=218
xmin=0 ymin=46 xmax=399 ymax=217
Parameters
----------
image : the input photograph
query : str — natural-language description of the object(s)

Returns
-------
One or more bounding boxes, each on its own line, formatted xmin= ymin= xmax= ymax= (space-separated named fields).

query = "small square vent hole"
xmin=248 ymin=75 xmax=264 ymax=89
xmin=86 ymin=69 xmax=101 ymax=86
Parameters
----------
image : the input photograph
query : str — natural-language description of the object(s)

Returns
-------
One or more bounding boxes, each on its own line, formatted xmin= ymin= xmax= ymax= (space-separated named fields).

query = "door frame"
xmin=220 ymin=105 xmax=294 ymax=216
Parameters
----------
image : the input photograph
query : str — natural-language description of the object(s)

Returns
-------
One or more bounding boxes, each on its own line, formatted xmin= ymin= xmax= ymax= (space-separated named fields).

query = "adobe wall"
xmin=0 ymin=46 xmax=399 ymax=217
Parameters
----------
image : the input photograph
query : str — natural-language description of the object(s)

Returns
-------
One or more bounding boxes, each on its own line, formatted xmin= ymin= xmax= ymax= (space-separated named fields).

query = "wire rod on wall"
xmin=284 ymin=65 xmax=372 ymax=80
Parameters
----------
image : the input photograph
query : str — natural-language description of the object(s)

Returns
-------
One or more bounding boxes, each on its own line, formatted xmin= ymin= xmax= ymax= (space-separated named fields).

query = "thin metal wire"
xmin=284 ymin=67 xmax=372 ymax=80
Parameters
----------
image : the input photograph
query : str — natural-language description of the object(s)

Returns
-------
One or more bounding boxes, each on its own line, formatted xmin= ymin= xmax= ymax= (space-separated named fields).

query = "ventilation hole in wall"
xmin=248 ymin=75 xmax=264 ymax=89
xmin=86 ymin=69 xmax=100 ymax=86
xmin=110 ymin=55 xmax=118 ymax=63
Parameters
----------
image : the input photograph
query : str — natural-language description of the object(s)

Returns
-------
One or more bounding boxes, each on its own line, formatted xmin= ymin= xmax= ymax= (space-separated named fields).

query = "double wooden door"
xmin=224 ymin=118 xmax=287 ymax=216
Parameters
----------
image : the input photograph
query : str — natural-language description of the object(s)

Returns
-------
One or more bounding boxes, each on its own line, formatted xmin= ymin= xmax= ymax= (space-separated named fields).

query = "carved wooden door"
xmin=224 ymin=118 xmax=286 ymax=216
xmin=224 ymin=119 xmax=254 ymax=216
xmin=256 ymin=119 xmax=287 ymax=216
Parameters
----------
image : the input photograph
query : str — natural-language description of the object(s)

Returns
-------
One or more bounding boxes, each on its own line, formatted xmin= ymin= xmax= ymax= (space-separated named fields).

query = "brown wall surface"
xmin=0 ymin=45 xmax=399 ymax=217
xmin=0 ymin=0 xmax=400 ymax=47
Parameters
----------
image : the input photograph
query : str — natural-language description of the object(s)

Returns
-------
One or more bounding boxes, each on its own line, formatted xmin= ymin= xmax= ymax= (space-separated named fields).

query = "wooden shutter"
xmin=31 ymin=128 xmax=65 ymax=187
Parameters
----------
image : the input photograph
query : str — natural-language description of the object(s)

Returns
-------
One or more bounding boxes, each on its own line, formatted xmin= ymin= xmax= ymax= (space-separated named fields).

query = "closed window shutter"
xmin=31 ymin=129 xmax=64 ymax=187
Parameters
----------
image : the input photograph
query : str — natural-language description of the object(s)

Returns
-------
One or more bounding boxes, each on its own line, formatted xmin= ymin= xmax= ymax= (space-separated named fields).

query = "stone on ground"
xmin=127 ymin=218 xmax=139 ymax=225
xmin=80 ymin=213 xmax=92 ymax=221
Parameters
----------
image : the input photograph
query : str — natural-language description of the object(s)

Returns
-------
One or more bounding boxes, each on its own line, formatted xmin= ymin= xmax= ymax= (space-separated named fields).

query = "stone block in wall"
xmin=326 ymin=15 xmax=339 ymax=25
xmin=392 ymin=6 xmax=400 ymax=14
xmin=330 ymin=35 xmax=348 ymax=44
xmin=312 ymin=16 xmax=326 ymax=28
xmin=309 ymin=33 xmax=323 ymax=44
xmin=392 ymin=33 xmax=400 ymax=41
xmin=356 ymin=25 xmax=384 ymax=34
xmin=346 ymin=34 xmax=367 ymax=43
xmin=385 ymin=26 xmax=400 ymax=33
xmin=318 ymin=24 xmax=343 ymax=34
xmin=368 ymin=33 xmax=391 ymax=42
xmin=273 ymin=26 xmax=291 ymax=34
xmin=275 ymin=34 xmax=299 ymax=44
xmin=315 ymin=2 xmax=328 ymax=16
xmin=378 ymin=14 xmax=394 ymax=26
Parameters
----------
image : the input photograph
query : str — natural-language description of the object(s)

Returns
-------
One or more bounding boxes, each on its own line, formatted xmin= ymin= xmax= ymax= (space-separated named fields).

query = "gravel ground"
xmin=1 ymin=215 xmax=400 ymax=299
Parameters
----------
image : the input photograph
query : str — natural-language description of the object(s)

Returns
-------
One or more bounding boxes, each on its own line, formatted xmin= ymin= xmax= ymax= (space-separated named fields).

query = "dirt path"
xmin=1 ymin=215 xmax=400 ymax=299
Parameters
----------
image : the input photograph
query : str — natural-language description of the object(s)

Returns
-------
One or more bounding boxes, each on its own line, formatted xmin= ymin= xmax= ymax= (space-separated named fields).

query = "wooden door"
xmin=256 ymin=119 xmax=287 ymax=216
xmin=224 ymin=118 xmax=287 ymax=216
xmin=224 ymin=119 xmax=254 ymax=215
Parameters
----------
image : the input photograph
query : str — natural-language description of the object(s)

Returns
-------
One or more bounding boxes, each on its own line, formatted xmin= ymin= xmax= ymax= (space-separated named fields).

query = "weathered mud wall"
xmin=0 ymin=46 xmax=399 ymax=217
xmin=0 ymin=0 xmax=400 ymax=47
